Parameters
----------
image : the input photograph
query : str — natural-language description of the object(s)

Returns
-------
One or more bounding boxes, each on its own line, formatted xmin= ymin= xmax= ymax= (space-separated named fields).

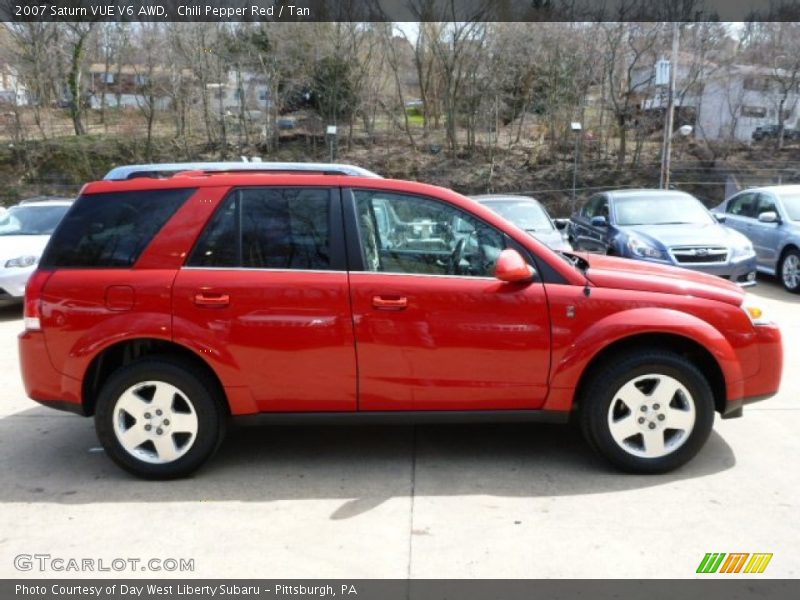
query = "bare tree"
xmin=602 ymin=22 xmax=662 ymax=168
xmin=61 ymin=22 xmax=95 ymax=136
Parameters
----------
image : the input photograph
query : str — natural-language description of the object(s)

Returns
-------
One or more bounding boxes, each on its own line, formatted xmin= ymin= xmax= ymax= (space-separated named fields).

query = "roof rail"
xmin=103 ymin=161 xmax=381 ymax=181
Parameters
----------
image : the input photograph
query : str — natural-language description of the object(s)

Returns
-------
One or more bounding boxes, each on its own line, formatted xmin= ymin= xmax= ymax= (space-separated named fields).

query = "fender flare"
xmin=547 ymin=307 xmax=744 ymax=408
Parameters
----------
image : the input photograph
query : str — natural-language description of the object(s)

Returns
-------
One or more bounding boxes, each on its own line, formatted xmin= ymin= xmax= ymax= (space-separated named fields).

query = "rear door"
xmin=345 ymin=188 xmax=551 ymax=412
xmin=172 ymin=186 xmax=357 ymax=412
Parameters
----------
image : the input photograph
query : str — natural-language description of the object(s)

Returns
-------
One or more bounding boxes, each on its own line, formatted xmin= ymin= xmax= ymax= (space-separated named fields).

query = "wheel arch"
xmin=81 ymin=338 xmax=228 ymax=417
xmin=546 ymin=307 xmax=743 ymax=415
xmin=779 ymin=242 xmax=799 ymax=264
xmin=571 ymin=332 xmax=728 ymax=416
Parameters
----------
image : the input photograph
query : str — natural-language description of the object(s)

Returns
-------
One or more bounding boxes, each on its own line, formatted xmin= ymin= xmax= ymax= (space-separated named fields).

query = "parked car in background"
xmin=470 ymin=195 xmax=572 ymax=252
xmin=19 ymin=163 xmax=781 ymax=479
xmin=752 ymin=124 xmax=800 ymax=141
xmin=713 ymin=185 xmax=800 ymax=293
xmin=0 ymin=199 xmax=73 ymax=306
xmin=568 ymin=189 xmax=758 ymax=286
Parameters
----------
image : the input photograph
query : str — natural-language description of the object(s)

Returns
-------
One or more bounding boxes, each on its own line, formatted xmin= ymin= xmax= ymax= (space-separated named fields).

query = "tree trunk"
xmin=67 ymin=32 xmax=88 ymax=136
xmin=616 ymin=114 xmax=627 ymax=168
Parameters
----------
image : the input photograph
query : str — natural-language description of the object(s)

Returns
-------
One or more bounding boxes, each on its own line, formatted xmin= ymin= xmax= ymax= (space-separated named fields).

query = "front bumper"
xmin=629 ymin=253 xmax=758 ymax=286
xmin=722 ymin=323 xmax=783 ymax=418
xmin=673 ymin=254 xmax=758 ymax=286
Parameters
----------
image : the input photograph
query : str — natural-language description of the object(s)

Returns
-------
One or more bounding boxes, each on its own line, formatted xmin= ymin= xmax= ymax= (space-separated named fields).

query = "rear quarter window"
xmin=40 ymin=188 xmax=194 ymax=268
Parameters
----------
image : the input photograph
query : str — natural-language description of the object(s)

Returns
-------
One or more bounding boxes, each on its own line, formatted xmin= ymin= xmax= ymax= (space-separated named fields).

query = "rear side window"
xmin=40 ymin=188 xmax=194 ymax=268
xmin=188 ymin=187 xmax=332 ymax=270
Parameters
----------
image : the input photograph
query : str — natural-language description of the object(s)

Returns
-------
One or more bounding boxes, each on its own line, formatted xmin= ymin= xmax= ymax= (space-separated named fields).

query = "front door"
xmin=172 ymin=186 xmax=357 ymax=412
xmin=749 ymin=193 xmax=781 ymax=269
xmin=345 ymin=189 xmax=551 ymax=412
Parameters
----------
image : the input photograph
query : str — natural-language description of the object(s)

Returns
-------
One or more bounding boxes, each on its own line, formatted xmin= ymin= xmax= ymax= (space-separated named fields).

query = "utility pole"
xmin=660 ymin=23 xmax=680 ymax=189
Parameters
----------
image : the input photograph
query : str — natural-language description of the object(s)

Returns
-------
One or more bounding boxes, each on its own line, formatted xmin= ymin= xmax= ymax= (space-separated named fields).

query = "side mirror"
xmin=553 ymin=218 xmax=569 ymax=230
xmin=714 ymin=213 xmax=727 ymax=223
xmin=495 ymin=249 xmax=535 ymax=283
xmin=590 ymin=215 xmax=607 ymax=227
xmin=758 ymin=211 xmax=780 ymax=224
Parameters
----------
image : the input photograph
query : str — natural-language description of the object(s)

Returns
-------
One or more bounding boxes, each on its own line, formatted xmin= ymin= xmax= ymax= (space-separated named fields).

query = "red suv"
xmin=19 ymin=163 xmax=783 ymax=478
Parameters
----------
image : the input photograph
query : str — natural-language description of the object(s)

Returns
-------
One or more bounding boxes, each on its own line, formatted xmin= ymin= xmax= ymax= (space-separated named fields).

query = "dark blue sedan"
xmin=568 ymin=189 xmax=758 ymax=286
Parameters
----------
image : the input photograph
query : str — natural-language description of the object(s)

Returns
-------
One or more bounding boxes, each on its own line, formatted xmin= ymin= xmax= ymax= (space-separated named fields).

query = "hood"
xmin=0 ymin=235 xmax=50 ymax=264
xmin=527 ymin=229 xmax=571 ymax=252
xmin=579 ymin=253 xmax=745 ymax=306
xmin=623 ymin=222 xmax=742 ymax=248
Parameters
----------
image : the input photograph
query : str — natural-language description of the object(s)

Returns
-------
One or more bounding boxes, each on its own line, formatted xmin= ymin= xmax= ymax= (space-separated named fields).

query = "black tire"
xmin=779 ymin=248 xmax=800 ymax=293
xmin=95 ymin=356 xmax=227 ymax=480
xmin=578 ymin=350 xmax=714 ymax=474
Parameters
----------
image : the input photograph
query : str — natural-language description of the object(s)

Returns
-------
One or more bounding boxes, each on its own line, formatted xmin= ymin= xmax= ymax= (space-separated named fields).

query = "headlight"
xmin=4 ymin=255 xmax=38 ymax=268
xmin=627 ymin=236 xmax=665 ymax=259
xmin=730 ymin=240 xmax=756 ymax=260
xmin=741 ymin=297 xmax=772 ymax=326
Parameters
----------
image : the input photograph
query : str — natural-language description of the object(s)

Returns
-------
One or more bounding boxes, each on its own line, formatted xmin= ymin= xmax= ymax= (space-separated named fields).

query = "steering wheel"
xmin=447 ymin=237 xmax=467 ymax=275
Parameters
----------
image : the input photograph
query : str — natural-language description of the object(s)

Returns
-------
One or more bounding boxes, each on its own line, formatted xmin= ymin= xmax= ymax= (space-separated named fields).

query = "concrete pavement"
xmin=0 ymin=276 xmax=797 ymax=579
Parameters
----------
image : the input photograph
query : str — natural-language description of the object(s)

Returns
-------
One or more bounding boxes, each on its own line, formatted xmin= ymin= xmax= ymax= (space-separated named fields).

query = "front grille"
xmin=670 ymin=246 xmax=728 ymax=264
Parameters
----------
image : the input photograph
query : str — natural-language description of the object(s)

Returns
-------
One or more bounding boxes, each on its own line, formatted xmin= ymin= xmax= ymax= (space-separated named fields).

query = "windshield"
xmin=614 ymin=195 xmax=715 ymax=226
xmin=0 ymin=205 xmax=70 ymax=236
xmin=779 ymin=193 xmax=800 ymax=221
xmin=483 ymin=200 xmax=553 ymax=231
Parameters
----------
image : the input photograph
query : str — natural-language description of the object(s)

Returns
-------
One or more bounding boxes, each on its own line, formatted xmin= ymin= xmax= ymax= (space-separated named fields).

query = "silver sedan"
xmin=713 ymin=185 xmax=800 ymax=292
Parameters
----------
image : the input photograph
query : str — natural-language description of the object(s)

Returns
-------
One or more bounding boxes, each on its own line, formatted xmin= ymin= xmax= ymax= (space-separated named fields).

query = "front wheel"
xmin=578 ymin=351 xmax=714 ymax=474
xmin=95 ymin=357 xmax=227 ymax=479
xmin=780 ymin=248 xmax=800 ymax=293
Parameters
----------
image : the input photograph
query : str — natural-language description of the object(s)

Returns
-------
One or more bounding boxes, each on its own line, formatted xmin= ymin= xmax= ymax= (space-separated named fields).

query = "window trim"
xmin=184 ymin=185 xmax=345 ymax=272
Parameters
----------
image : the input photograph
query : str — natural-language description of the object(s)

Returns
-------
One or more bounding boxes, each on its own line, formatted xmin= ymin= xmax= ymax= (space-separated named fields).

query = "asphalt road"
xmin=0 ymin=276 xmax=797 ymax=579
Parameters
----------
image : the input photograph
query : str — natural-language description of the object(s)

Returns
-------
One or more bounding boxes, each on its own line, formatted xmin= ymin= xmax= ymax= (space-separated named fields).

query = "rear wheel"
xmin=578 ymin=351 xmax=714 ymax=473
xmin=95 ymin=357 xmax=226 ymax=479
xmin=780 ymin=248 xmax=800 ymax=293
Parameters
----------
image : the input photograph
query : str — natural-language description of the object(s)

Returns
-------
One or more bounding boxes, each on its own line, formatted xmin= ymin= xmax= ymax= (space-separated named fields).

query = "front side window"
xmin=727 ymin=193 xmax=758 ymax=218
xmin=353 ymin=190 xmax=505 ymax=277
xmin=581 ymin=195 xmax=606 ymax=219
xmin=189 ymin=187 xmax=332 ymax=270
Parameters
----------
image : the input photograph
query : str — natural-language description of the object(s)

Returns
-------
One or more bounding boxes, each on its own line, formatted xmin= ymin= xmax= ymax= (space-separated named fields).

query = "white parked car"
xmin=0 ymin=199 xmax=73 ymax=306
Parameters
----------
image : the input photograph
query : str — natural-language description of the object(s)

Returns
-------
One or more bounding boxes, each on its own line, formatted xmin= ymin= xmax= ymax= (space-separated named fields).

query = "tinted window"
xmin=189 ymin=187 xmax=332 ymax=270
xmin=40 ymin=189 xmax=193 ymax=268
xmin=581 ymin=196 xmax=600 ymax=218
xmin=354 ymin=190 xmax=505 ymax=277
xmin=726 ymin=193 xmax=758 ymax=218
xmin=0 ymin=204 xmax=69 ymax=236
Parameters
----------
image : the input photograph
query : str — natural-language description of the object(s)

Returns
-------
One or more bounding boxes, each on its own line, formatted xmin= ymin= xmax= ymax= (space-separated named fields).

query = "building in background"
xmin=634 ymin=58 xmax=800 ymax=142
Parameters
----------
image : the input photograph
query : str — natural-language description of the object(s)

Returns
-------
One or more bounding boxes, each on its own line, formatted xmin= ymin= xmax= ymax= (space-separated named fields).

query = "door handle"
xmin=372 ymin=295 xmax=408 ymax=310
xmin=194 ymin=291 xmax=230 ymax=308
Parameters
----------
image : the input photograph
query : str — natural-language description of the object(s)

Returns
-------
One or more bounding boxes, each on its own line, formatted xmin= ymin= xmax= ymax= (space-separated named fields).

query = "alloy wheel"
xmin=112 ymin=381 xmax=199 ymax=464
xmin=607 ymin=373 xmax=696 ymax=459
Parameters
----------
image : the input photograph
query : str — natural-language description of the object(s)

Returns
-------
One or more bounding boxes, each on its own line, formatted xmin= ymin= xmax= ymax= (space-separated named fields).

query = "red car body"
xmin=16 ymin=172 xmax=782 ymax=476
